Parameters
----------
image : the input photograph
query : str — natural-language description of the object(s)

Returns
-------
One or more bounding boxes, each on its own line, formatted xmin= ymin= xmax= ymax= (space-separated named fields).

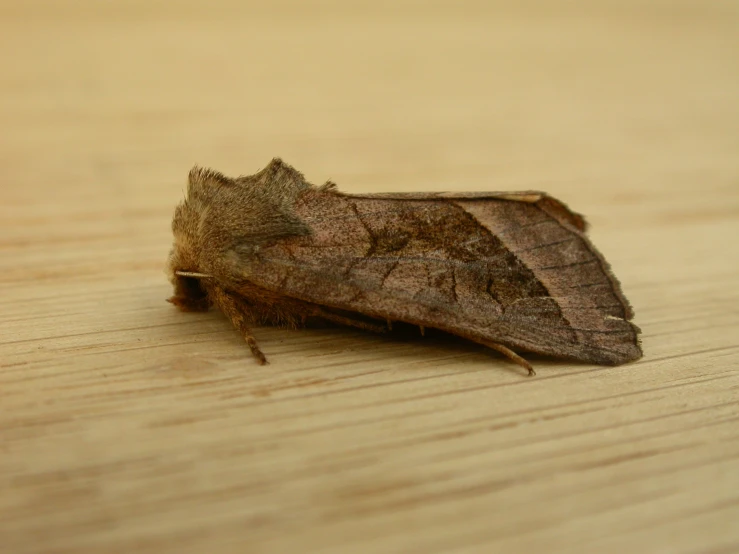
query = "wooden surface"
xmin=2 ymin=1 xmax=738 ymax=553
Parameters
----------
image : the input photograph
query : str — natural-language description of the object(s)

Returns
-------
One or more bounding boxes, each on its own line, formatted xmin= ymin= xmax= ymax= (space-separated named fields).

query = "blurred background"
xmin=3 ymin=0 xmax=737 ymax=193
xmin=3 ymin=0 xmax=737 ymax=297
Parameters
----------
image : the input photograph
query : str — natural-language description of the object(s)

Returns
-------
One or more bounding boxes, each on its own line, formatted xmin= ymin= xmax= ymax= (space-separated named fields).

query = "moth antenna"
xmin=175 ymin=271 xmax=212 ymax=278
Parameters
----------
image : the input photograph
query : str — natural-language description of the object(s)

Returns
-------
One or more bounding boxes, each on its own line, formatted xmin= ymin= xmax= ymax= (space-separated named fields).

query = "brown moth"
xmin=167 ymin=158 xmax=642 ymax=375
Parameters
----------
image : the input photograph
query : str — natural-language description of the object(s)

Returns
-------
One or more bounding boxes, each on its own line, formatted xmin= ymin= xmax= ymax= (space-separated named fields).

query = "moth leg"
xmin=475 ymin=339 xmax=536 ymax=377
xmin=312 ymin=307 xmax=389 ymax=334
xmin=209 ymin=286 xmax=267 ymax=365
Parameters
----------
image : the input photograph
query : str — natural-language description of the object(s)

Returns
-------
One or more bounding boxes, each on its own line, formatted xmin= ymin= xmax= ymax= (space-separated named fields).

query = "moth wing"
xmin=235 ymin=189 xmax=641 ymax=365
xmin=336 ymin=189 xmax=588 ymax=231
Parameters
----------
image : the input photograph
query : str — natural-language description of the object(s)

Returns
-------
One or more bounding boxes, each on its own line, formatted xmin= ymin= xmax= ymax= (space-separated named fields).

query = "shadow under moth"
xmin=167 ymin=158 xmax=642 ymax=375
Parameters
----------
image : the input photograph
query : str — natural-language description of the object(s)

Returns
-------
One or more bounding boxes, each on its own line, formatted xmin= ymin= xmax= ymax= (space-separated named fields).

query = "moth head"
xmin=166 ymin=175 xmax=214 ymax=311
xmin=167 ymin=258 xmax=210 ymax=313
xmin=166 ymin=166 xmax=253 ymax=310
xmin=167 ymin=166 xmax=231 ymax=269
xmin=166 ymin=271 xmax=209 ymax=312
xmin=166 ymin=160 xmax=313 ymax=310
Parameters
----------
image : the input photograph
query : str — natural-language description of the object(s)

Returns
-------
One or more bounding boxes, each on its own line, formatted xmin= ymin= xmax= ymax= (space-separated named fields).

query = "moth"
xmin=167 ymin=158 xmax=642 ymax=375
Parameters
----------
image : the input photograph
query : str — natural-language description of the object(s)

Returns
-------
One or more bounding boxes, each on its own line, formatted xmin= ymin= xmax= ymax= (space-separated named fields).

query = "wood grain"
xmin=1 ymin=1 xmax=738 ymax=553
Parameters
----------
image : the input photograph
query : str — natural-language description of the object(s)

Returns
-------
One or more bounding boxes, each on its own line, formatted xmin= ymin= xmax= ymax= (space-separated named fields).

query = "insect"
xmin=166 ymin=158 xmax=642 ymax=375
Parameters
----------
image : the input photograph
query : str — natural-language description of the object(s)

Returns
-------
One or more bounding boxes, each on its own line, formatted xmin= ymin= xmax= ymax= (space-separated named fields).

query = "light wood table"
xmin=2 ymin=2 xmax=738 ymax=553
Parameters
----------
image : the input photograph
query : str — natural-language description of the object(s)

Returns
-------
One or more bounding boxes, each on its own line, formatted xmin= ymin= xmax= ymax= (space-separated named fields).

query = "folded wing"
xmin=235 ymin=188 xmax=641 ymax=365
